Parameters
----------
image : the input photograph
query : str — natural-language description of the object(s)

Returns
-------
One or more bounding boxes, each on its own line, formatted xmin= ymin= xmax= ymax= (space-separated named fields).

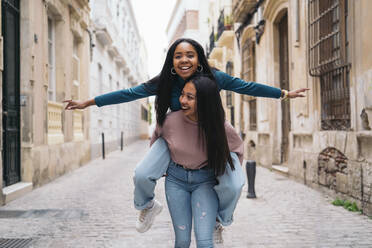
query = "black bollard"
xmin=121 ymin=131 xmax=124 ymax=151
xmin=102 ymin=132 xmax=105 ymax=160
xmin=245 ymin=160 xmax=256 ymax=198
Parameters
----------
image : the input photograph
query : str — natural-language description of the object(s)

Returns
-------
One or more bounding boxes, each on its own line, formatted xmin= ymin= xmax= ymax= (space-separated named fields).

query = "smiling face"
xmin=179 ymin=81 xmax=197 ymax=121
xmin=173 ymin=42 xmax=199 ymax=80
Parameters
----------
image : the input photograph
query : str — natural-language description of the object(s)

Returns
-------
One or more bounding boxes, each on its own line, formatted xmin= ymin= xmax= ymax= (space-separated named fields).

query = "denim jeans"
xmin=165 ymin=162 xmax=218 ymax=248
xmin=133 ymin=138 xmax=245 ymax=225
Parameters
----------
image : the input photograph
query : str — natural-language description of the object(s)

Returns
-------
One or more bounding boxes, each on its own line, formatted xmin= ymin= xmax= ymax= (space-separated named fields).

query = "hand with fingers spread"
xmin=288 ymin=88 xmax=310 ymax=98
xmin=63 ymin=99 xmax=95 ymax=110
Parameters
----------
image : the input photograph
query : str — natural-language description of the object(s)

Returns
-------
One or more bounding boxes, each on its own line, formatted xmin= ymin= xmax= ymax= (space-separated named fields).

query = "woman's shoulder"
xmin=164 ymin=111 xmax=184 ymax=124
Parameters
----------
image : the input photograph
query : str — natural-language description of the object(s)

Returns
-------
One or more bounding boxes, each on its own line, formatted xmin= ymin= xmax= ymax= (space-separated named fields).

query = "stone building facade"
xmin=166 ymin=0 xmax=210 ymax=50
xmin=89 ymin=0 xmax=149 ymax=159
xmin=1 ymin=0 xmax=91 ymax=205
xmin=208 ymin=0 xmax=372 ymax=215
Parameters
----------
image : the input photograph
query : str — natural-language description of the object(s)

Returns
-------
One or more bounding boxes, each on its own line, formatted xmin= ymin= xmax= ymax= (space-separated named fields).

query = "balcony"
xmin=73 ymin=110 xmax=84 ymax=141
xmin=115 ymin=56 xmax=126 ymax=68
xmin=232 ymin=0 xmax=257 ymax=23
xmin=70 ymin=16 xmax=83 ymax=41
xmin=216 ymin=7 xmax=235 ymax=48
xmin=108 ymin=45 xmax=119 ymax=58
xmin=47 ymin=101 xmax=64 ymax=145
xmin=216 ymin=6 xmax=232 ymax=41
xmin=94 ymin=18 xmax=113 ymax=46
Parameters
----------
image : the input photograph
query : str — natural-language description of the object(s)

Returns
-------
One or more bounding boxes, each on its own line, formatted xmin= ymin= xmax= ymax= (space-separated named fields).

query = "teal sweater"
xmin=94 ymin=70 xmax=282 ymax=110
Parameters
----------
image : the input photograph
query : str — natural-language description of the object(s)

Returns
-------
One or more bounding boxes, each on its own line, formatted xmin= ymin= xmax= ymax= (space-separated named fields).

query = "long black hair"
xmin=155 ymin=38 xmax=215 ymax=126
xmin=188 ymin=75 xmax=234 ymax=176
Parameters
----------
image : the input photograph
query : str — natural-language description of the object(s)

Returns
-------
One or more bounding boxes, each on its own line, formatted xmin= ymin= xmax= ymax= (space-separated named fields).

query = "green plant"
xmin=224 ymin=15 xmax=232 ymax=26
xmin=332 ymin=198 xmax=362 ymax=213
xmin=332 ymin=198 xmax=344 ymax=206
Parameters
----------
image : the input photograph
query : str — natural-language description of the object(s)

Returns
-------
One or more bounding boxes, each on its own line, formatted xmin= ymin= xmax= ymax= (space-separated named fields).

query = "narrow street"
xmin=0 ymin=140 xmax=371 ymax=248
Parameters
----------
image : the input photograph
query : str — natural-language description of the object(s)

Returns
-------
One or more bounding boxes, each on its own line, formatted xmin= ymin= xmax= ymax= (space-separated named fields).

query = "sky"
xmin=131 ymin=0 xmax=176 ymax=78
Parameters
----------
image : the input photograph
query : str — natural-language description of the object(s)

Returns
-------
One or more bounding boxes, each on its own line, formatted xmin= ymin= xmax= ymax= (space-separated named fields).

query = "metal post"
xmin=102 ymin=132 xmax=105 ymax=160
xmin=245 ymin=160 xmax=256 ymax=198
xmin=120 ymin=131 xmax=123 ymax=151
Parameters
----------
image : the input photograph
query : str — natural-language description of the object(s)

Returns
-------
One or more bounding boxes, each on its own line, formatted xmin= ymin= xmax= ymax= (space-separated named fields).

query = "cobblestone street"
xmin=0 ymin=140 xmax=371 ymax=248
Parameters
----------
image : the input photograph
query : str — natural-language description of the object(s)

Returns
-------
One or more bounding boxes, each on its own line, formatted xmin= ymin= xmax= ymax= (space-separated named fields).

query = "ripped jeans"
xmin=134 ymin=138 xmax=245 ymax=226
xmin=165 ymin=161 xmax=217 ymax=248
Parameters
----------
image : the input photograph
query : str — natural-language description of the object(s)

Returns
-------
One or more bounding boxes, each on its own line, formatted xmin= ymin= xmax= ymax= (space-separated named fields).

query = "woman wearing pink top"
xmin=151 ymin=75 xmax=243 ymax=248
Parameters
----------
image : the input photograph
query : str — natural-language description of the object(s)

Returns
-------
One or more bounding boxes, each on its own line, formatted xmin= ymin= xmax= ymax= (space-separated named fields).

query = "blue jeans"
xmin=165 ymin=162 xmax=218 ymax=248
xmin=133 ymin=138 xmax=245 ymax=225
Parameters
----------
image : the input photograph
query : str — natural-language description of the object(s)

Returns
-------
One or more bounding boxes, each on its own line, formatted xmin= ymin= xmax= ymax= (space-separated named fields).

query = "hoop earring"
xmin=197 ymin=64 xmax=203 ymax=72
xmin=171 ymin=67 xmax=177 ymax=75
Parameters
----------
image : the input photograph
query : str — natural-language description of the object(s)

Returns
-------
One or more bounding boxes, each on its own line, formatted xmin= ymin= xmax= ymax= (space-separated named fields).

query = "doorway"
xmin=278 ymin=13 xmax=290 ymax=164
xmin=2 ymin=0 xmax=21 ymax=187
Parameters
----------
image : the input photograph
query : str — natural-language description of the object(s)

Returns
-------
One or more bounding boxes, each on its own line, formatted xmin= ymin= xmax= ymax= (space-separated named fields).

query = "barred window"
xmin=242 ymin=39 xmax=255 ymax=83
xmin=308 ymin=0 xmax=350 ymax=130
xmin=242 ymin=38 xmax=257 ymax=130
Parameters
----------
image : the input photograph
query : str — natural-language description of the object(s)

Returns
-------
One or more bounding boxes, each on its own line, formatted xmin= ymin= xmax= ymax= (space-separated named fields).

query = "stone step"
xmin=3 ymin=182 xmax=33 ymax=204
xmin=271 ymin=165 xmax=289 ymax=175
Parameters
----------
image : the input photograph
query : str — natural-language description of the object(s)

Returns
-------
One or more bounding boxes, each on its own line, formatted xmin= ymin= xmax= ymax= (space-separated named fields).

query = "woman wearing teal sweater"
xmin=64 ymin=38 xmax=308 ymax=242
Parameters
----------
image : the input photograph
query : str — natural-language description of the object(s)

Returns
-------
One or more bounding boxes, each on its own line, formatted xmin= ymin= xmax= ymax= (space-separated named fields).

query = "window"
xmin=48 ymin=17 xmax=56 ymax=101
xmin=141 ymin=106 xmax=148 ymax=122
xmin=72 ymin=38 xmax=80 ymax=99
xmin=242 ymin=38 xmax=257 ymax=130
xmin=308 ymin=0 xmax=350 ymax=130
xmin=98 ymin=64 xmax=103 ymax=94
xmin=109 ymin=74 xmax=112 ymax=91
xmin=225 ymin=62 xmax=233 ymax=109
xmin=242 ymin=39 xmax=255 ymax=84
xmin=249 ymin=99 xmax=257 ymax=130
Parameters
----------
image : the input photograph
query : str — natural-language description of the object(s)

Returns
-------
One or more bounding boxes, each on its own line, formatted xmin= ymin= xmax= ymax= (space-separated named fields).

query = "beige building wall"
xmin=224 ymin=0 xmax=372 ymax=215
xmin=1 ymin=0 xmax=91 ymax=205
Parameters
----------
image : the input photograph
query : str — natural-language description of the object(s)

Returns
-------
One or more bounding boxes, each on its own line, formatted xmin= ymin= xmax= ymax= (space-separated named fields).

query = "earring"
xmin=197 ymin=64 xmax=203 ymax=72
xmin=171 ymin=67 xmax=177 ymax=75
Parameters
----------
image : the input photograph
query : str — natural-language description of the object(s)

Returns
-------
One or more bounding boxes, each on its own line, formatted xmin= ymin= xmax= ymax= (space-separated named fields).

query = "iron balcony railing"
xmin=207 ymin=29 xmax=215 ymax=57
xmin=216 ymin=7 xmax=233 ymax=41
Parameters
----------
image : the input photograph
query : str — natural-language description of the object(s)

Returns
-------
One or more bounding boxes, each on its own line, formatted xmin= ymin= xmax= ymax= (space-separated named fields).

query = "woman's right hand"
xmin=63 ymin=99 xmax=94 ymax=110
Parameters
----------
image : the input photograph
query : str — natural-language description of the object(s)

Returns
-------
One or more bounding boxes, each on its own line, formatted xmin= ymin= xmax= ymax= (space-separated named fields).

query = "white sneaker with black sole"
xmin=136 ymin=200 xmax=163 ymax=233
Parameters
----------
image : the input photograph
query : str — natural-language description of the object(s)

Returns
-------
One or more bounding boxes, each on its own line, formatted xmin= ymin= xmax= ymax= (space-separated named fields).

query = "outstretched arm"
xmin=215 ymin=70 xmax=309 ymax=99
xmin=64 ymin=76 xmax=159 ymax=110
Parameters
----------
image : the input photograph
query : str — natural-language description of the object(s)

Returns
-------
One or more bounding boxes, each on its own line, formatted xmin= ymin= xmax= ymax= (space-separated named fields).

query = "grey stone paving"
xmin=0 ymin=140 xmax=371 ymax=248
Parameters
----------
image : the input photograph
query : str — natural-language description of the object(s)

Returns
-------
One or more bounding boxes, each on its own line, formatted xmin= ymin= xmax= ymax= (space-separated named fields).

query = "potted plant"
xmin=224 ymin=15 xmax=232 ymax=30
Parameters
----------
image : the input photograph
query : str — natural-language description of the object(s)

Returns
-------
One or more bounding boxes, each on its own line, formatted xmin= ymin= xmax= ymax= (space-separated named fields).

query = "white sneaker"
xmin=213 ymin=222 xmax=224 ymax=245
xmin=136 ymin=200 xmax=163 ymax=233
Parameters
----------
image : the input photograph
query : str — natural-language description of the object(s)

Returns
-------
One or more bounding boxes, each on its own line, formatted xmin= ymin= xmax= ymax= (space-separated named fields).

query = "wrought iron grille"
xmin=308 ymin=0 xmax=349 ymax=76
xmin=217 ymin=9 xmax=225 ymax=41
xmin=207 ymin=28 xmax=215 ymax=57
xmin=241 ymin=39 xmax=257 ymax=130
xmin=308 ymin=0 xmax=350 ymax=130
xmin=241 ymin=39 xmax=255 ymax=83
xmin=320 ymin=66 xmax=350 ymax=130
xmin=2 ymin=0 xmax=21 ymax=186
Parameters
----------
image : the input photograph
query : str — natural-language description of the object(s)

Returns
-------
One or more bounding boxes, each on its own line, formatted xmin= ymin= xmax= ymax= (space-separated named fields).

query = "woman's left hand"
xmin=288 ymin=88 xmax=310 ymax=98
